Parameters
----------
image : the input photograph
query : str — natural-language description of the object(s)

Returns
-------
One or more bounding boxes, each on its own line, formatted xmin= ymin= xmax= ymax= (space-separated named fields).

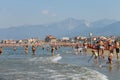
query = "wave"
xmin=0 ymin=53 xmax=109 ymax=80
xmin=48 ymin=64 xmax=108 ymax=80
xmin=28 ymin=54 xmax=62 ymax=63
xmin=28 ymin=56 xmax=108 ymax=80
xmin=0 ymin=63 xmax=108 ymax=80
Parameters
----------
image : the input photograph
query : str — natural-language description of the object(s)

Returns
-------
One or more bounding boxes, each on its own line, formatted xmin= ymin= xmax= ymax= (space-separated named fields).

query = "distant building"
xmin=74 ymin=36 xmax=81 ymax=42
xmin=45 ymin=35 xmax=57 ymax=42
xmin=61 ymin=37 xmax=70 ymax=42
xmin=18 ymin=40 xmax=23 ymax=44
xmin=20 ymin=38 xmax=41 ymax=44
xmin=1 ymin=40 xmax=16 ymax=44
xmin=74 ymin=36 xmax=87 ymax=42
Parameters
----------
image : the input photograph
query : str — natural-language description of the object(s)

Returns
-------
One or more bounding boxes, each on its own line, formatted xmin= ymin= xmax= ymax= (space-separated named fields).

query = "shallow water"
xmin=0 ymin=46 xmax=119 ymax=80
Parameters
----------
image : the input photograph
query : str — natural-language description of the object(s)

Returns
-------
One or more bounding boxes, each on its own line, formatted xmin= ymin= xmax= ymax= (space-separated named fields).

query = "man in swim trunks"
xmin=114 ymin=40 xmax=120 ymax=60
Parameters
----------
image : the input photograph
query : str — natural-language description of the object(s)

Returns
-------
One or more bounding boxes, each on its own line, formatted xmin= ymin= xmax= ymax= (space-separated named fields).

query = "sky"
xmin=0 ymin=0 xmax=120 ymax=28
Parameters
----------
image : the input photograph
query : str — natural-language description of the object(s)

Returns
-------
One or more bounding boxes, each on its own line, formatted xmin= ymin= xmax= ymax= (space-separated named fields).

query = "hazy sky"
xmin=0 ymin=0 xmax=120 ymax=28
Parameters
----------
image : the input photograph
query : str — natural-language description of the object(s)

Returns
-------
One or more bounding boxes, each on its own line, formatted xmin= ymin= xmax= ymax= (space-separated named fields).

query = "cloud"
xmin=41 ymin=10 xmax=49 ymax=15
xmin=51 ymin=13 xmax=57 ymax=17
xmin=85 ymin=21 xmax=91 ymax=27
xmin=41 ymin=9 xmax=57 ymax=17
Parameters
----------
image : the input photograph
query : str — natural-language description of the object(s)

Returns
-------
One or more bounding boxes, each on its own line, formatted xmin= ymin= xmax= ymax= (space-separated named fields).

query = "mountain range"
xmin=0 ymin=18 xmax=119 ymax=40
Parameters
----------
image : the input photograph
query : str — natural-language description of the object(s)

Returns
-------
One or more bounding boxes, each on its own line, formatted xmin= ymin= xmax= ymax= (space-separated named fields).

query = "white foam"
xmin=49 ymin=66 xmax=108 ymax=80
xmin=28 ymin=54 xmax=62 ymax=63
xmin=50 ymin=54 xmax=62 ymax=63
xmin=82 ymin=67 xmax=109 ymax=80
xmin=26 ymin=55 xmax=108 ymax=80
xmin=29 ymin=57 xmax=38 ymax=61
xmin=74 ymin=48 xmax=83 ymax=51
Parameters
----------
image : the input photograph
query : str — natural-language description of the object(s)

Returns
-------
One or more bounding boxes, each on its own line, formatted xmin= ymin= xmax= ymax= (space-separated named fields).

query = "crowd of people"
xmin=88 ymin=39 xmax=120 ymax=65
xmin=0 ymin=37 xmax=119 ymax=66
xmin=74 ymin=37 xmax=120 ymax=65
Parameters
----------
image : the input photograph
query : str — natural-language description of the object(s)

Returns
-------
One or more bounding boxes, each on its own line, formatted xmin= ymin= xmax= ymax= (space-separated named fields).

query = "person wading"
xmin=32 ymin=45 xmax=36 ymax=56
xmin=0 ymin=47 xmax=2 ymax=55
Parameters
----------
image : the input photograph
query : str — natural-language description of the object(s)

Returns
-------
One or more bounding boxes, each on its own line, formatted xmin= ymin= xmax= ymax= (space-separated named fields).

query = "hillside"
xmin=0 ymin=18 xmax=119 ymax=40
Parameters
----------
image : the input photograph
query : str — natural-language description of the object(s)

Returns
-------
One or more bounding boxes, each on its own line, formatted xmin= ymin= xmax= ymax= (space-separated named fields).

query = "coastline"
xmin=0 ymin=42 xmax=119 ymax=58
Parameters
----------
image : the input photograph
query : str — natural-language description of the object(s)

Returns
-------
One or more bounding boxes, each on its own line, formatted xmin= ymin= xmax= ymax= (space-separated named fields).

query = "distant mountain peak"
xmin=91 ymin=19 xmax=117 ymax=28
xmin=65 ymin=17 xmax=76 ymax=21
xmin=0 ymin=18 xmax=119 ymax=39
xmin=85 ymin=21 xmax=91 ymax=27
xmin=63 ymin=18 xmax=79 ymax=23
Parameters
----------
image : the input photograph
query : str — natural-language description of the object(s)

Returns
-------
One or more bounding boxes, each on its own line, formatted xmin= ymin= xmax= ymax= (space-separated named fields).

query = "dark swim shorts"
xmin=116 ymin=48 xmax=119 ymax=53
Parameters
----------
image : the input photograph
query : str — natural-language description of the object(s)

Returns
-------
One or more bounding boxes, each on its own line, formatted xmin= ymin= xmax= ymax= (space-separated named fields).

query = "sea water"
xmin=0 ymin=46 xmax=119 ymax=80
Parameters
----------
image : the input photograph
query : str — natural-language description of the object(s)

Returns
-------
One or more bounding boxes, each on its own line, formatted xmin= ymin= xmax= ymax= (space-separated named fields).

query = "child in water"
xmin=91 ymin=50 xmax=98 ymax=64
xmin=107 ymin=53 xmax=113 ymax=64
xmin=88 ymin=50 xmax=98 ymax=64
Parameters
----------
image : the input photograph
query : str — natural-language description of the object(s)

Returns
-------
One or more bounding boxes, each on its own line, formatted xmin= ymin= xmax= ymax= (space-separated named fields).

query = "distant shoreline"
xmin=0 ymin=42 xmax=119 ymax=59
xmin=0 ymin=42 xmax=79 ymax=47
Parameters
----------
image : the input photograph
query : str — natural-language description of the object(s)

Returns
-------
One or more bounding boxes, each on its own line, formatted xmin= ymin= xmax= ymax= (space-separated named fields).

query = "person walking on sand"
xmin=114 ymin=40 xmax=120 ymax=60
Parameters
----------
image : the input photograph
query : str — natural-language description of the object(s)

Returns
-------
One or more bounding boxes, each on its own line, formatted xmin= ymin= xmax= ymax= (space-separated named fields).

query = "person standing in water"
xmin=107 ymin=52 xmax=113 ymax=64
xmin=99 ymin=40 xmax=105 ymax=60
xmin=114 ymin=40 xmax=120 ymax=60
xmin=32 ymin=45 xmax=36 ymax=56
xmin=24 ymin=45 xmax=29 ymax=55
xmin=107 ymin=41 xmax=114 ymax=64
xmin=96 ymin=41 xmax=100 ymax=57
xmin=88 ymin=50 xmax=98 ymax=64
xmin=0 ymin=47 xmax=3 ymax=55
xmin=51 ymin=46 xmax=55 ymax=56
xmin=83 ymin=40 xmax=88 ymax=55
xmin=75 ymin=43 xmax=80 ymax=54
xmin=13 ymin=46 xmax=16 ymax=51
